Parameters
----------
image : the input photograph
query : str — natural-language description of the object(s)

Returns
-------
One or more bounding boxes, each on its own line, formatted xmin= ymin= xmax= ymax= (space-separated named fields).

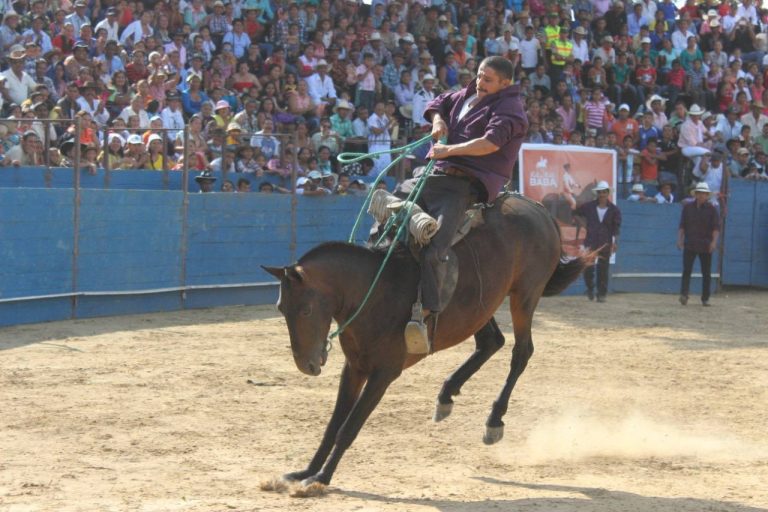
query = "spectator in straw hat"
xmin=575 ymin=180 xmax=622 ymax=302
xmin=677 ymin=182 xmax=720 ymax=306
xmin=330 ymin=99 xmax=354 ymax=139
xmin=678 ymin=103 xmax=711 ymax=168
xmin=2 ymin=46 xmax=37 ymax=105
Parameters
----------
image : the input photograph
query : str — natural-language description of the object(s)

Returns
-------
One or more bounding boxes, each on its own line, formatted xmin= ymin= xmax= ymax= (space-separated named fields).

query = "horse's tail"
xmin=541 ymin=210 xmax=594 ymax=297
xmin=542 ymin=255 xmax=590 ymax=297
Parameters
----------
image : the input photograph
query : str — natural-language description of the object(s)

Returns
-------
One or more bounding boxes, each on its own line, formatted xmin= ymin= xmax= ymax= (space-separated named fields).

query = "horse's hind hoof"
xmin=483 ymin=425 xmax=504 ymax=445
xmin=433 ymin=400 xmax=453 ymax=422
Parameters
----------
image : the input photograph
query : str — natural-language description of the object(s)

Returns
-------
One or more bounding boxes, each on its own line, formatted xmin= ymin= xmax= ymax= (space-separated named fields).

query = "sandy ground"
xmin=1 ymin=291 xmax=767 ymax=512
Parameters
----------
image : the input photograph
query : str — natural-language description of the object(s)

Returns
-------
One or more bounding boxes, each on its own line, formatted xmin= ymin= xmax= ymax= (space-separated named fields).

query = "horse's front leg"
xmin=301 ymin=368 xmax=399 ymax=486
xmin=434 ymin=317 xmax=505 ymax=421
xmin=283 ymin=362 xmax=365 ymax=482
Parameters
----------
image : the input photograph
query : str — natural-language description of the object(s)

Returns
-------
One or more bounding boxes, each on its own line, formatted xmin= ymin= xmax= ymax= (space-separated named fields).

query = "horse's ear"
xmin=261 ymin=265 xmax=285 ymax=280
xmin=285 ymin=265 xmax=306 ymax=283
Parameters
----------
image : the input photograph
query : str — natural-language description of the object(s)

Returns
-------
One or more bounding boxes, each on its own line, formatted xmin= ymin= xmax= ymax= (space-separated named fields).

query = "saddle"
xmin=367 ymin=189 xmax=488 ymax=306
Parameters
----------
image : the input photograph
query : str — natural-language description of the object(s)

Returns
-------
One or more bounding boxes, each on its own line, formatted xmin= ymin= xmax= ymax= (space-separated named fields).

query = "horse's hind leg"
xmin=434 ymin=317 xmax=505 ymax=422
xmin=483 ymin=294 xmax=537 ymax=445
xmin=283 ymin=362 xmax=365 ymax=482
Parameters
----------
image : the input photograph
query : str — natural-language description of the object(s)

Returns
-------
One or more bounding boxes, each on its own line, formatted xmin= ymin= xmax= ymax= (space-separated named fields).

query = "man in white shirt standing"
xmin=571 ymin=26 xmax=590 ymax=64
xmin=411 ymin=73 xmax=436 ymax=129
xmin=518 ymin=25 xmax=541 ymax=76
xmin=94 ymin=7 xmax=120 ymax=42
xmin=1 ymin=47 xmax=36 ymax=105
xmin=161 ymin=92 xmax=185 ymax=142
xmin=306 ymin=59 xmax=337 ymax=114
xmin=367 ymin=101 xmax=395 ymax=176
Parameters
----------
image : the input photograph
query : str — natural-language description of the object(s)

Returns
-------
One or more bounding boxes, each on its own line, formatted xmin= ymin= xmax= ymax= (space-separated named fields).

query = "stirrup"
xmin=404 ymin=301 xmax=431 ymax=354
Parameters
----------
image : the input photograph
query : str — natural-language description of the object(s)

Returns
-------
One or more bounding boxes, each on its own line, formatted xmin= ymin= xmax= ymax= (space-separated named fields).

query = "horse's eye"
xmin=300 ymin=305 xmax=313 ymax=317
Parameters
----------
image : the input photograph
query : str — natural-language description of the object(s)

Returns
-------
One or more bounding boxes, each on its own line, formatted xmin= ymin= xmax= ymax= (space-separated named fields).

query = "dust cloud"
xmin=511 ymin=409 xmax=762 ymax=464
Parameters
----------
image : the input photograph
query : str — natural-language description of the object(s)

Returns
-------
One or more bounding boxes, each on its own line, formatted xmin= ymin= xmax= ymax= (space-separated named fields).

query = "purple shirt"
xmin=679 ymin=200 xmax=720 ymax=253
xmin=424 ymin=80 xmax=528 ymax=201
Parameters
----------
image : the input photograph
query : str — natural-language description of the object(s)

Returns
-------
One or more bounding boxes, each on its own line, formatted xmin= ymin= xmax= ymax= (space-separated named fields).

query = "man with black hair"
xmin=404 ymin=56 xmax=528 ymax=353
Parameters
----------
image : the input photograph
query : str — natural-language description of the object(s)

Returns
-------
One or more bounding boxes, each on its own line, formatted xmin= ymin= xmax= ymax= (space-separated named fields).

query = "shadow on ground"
xmin=337 ymin=478 xmax=767 ymax=512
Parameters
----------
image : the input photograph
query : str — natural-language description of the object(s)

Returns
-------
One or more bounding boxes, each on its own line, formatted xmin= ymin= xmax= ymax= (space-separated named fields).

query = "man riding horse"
xmin=406 ymin=56 xmax=528 ymax=353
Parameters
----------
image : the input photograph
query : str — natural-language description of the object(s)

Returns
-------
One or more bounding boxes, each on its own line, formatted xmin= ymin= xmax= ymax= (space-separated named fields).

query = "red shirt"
xmin=636 ymin=66 xmax=657 ymax=87
xmin=640 ymin=148 xmax=659 ymax=181
xmin=667 ymin=67 xmax=686 ymax=88
xmin=126 ymin=63 xmax=149 ymax=83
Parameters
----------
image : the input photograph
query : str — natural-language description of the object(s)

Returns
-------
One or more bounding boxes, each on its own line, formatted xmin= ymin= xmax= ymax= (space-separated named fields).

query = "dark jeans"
xmin=584 ymin=246 xmax=612 ymax=298
xmin=417 ymin=174 xmax=479 ymax=312
xmin=681 ymin=248 xmax=712 ymax=301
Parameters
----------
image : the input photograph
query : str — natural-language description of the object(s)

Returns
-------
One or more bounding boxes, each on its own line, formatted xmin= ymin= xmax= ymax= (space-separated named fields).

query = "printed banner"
xmin=519 ymin=144 xmax=617 ymax=256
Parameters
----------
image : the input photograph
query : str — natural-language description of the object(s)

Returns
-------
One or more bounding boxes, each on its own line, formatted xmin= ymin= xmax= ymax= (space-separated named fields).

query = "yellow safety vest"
xmin=551 ymin=39 xmax=573 ymax=66
xmin=544 ymin=25 xmax=560 ymax=47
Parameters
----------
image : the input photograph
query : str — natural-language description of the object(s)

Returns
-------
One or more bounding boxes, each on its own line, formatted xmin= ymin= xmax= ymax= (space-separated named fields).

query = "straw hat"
xmin=694 ymin=182 xmax=711 ymax=193
xmin=687 ymin=104 xmax=706 ymax=116
xmin=593 ymin=180 xmax=610 ymax=192
xmin=645 ymin=94 xmax=667 ymax=111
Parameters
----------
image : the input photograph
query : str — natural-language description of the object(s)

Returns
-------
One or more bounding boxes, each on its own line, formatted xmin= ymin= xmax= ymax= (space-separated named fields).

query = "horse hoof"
xmin=291 ymin=479 xmax=328 ymax=498
xmin=282 ymin=471 xmax=308 ymax=482
xmin=433 ymin=400 xmax=453 ymax=422
xmin=483 ymin=425 xmax=504 ymax=445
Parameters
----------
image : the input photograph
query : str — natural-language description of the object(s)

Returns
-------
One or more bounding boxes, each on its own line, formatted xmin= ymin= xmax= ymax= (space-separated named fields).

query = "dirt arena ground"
xmin=1 ymin=290 xmax=767 ymax=512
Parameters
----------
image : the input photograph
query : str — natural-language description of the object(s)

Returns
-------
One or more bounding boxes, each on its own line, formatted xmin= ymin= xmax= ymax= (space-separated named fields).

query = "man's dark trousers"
xmin=584 ymin=246 xmax=611 ymax=298
xmin=681 ymin=248 xmax=712 ymax=301
xmin=417 ymin=174 xmax=476 ymax=312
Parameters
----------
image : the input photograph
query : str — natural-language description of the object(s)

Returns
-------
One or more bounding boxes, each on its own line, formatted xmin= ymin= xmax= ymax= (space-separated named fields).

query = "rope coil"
xmin=325 ymin=135 xmax=438 ymax=346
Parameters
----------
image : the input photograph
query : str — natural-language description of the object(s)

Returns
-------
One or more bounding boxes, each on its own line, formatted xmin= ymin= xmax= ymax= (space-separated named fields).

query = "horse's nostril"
xmin=308 ymin=362 xmax=317 ymax=374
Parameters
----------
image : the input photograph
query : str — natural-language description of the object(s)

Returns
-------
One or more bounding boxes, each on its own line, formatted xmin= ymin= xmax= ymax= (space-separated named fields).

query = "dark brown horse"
xmin=262 ymin=194 xmax=588 ymax=487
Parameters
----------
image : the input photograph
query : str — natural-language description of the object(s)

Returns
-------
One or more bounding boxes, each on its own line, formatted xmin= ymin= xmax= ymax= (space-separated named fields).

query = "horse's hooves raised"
xmin=433 ymin=400 xmax=453 ymax=422
xmin=483 ymin=425 xmax=505 ymax=445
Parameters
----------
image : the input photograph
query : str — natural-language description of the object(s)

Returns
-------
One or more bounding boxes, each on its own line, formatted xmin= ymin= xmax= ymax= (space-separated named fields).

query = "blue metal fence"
xmin=0 ymin=170 xmax=764 ymax=327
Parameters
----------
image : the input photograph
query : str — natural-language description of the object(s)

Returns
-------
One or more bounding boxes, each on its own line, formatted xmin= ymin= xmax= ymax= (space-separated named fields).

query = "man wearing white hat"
xmin=575 ymin=180 xmax=622 ymax=302
xmin=411 ymin=73 xmax=436 ymax=129
xmin=677 ymin=182 xmax=720 ymax=306
xmin=307 ymin=58 xmax=338 ymax=112
xmin=677 ymin=104 xmax=711 ymax=169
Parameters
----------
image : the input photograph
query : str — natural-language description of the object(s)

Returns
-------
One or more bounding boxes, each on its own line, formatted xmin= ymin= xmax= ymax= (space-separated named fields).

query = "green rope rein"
xmin=325 ymin=134 xmax=438 ymax=345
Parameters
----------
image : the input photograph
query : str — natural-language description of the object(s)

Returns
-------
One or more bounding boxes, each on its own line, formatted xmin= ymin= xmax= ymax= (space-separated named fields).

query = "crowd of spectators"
xmin=0 ymin=0 xmax=767 ymax=197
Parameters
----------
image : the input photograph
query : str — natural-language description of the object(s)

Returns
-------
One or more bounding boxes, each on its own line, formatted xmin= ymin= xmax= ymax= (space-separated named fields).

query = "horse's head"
xmin=263 ymin=264 xmax=336 ymax=377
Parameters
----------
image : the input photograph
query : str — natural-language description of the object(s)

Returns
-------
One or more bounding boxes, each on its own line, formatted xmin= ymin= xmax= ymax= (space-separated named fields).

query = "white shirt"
xmin=119 ymin=106 xmax=150 ymax=129
xmin=94 ymin=18 xmax=120 ymax=42
xmin=76 ymin=97 xmax=110 ymax=126
xmin=735 ymin=3 xmax=758 ymax=25
xmin=519 ymin=37 xmax=541 ymax=68
xmin=306 ymin=72 xmax=337 ymax=104
xmin=457 ymin=94 xmax=479 ymax=121
xmin=367 ymin=113 xmax=391 ymax=146
xmin=572 ymin=38 xmax=590 ymax=64
xmin=411 ymin=88 xmax=435 ymax=127
xmin=120 ymin=21 xmax=153 ymax=47
xmin=597 ymin=206 xmax=608 ymax=222
xmin=693 ymin=163 xmax=723 ymax=196
xmin=161 ymin=106 xmax=185 ymax=140
xmin=1 ymin=68 xmax=37 ymax=105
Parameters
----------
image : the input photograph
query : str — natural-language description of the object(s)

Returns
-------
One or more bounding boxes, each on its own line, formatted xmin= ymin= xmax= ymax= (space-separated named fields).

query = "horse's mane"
xmin=297 ymin=240 xmax=411 ymax=266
